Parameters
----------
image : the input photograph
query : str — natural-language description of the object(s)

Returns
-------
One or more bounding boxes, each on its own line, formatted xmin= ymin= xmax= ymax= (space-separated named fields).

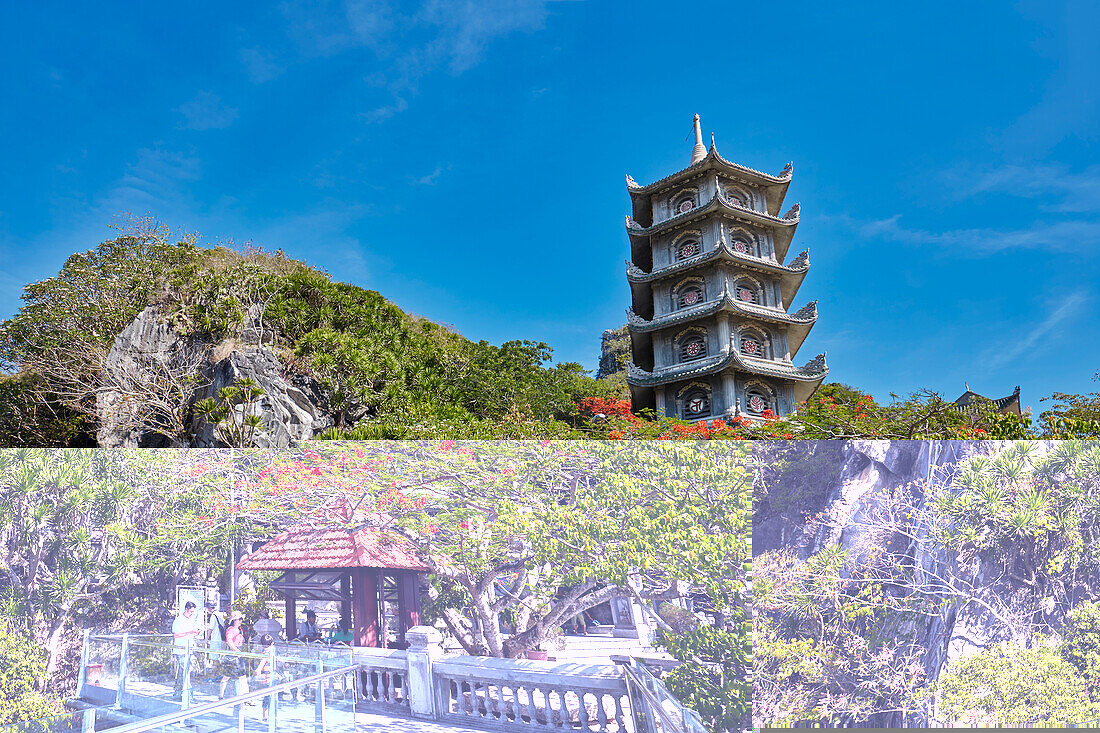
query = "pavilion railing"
xmin=431 ymin=654 xmax=632 ymax=733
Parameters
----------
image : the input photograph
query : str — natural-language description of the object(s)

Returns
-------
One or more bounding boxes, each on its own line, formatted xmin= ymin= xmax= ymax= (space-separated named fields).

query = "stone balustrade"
xmin=353 ymin=627 xmax=632 ymax=732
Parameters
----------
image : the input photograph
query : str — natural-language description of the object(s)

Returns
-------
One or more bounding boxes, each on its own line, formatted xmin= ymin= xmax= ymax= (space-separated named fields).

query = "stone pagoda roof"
xmin=626 ymin=189 xmax=801 ymax=263
xmin=627 ymin=287 xmax=819 ymax=357
xmin=627 ymin=244 xmax=810 ymax=306
xmin=626 ymin=140 xmax=793 ymax=218
xmin=626 ymin=351 xmax=827 ymax=404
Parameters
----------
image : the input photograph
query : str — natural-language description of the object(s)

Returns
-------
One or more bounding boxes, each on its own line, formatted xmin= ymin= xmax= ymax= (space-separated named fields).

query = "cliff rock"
xmin=97 ymin=305 xmax=342 ymax=448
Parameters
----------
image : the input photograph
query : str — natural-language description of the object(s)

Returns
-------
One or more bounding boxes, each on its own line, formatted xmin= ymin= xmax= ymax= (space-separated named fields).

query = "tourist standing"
xmin=171 ymin=601 xmax=203 ymax=702
xmin=218 ymin=611 xmax=246 ymax=699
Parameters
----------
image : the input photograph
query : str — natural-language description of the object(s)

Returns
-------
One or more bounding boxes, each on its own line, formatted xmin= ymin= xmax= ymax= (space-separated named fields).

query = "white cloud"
xmin=981 ymin=291 xmax=1088 ymax=371
xmin=278 ymin=0 xmax=556 ymax=121
xmin=950 ymin=163 xmax=1100 ymax=214
xmin=360 ymin=96 xmax=408 ymax=124
xmin=412 ymin=165 xmax=444 ymax=185
xmin=240 ymin=48 xmax=285 ymax=83
xmin=178 ymin=91 xmax=239 ymax=130
xmin=99 ymin=146 xmax=203 ymax=214
xmin=851 ymin=214 xmax=1100 ymax=254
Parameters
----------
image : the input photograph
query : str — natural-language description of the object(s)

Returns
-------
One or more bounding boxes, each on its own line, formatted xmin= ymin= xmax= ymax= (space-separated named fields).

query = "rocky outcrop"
xmin=596 ymin=326 xmax=630 ymax=380
xmin=755 ymin=440 xmax=1067 ymax=726
xmin=97 ymin=305 xmax=344 ymax=448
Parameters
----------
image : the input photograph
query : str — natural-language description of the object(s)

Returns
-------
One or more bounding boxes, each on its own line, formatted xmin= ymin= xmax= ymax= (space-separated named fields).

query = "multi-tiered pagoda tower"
xmin=624 ymin=115 xmax=827 ymax=421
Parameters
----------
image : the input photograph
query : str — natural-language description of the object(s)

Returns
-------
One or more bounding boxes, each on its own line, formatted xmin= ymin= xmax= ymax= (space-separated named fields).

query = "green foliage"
xmin=192 ymin=379 xmax=266 ymax=447
xmin=0 ymin=374 xmax=89 ymax=447
xmin=1040 ymin=375 xmax=1100 ymax=438
xmin=938 ymin=640 xmax=1097 ymax=726
xmin=1063 ymin=601 xmax=1100 ymax=691
xmin=752 ymin=546 xmax=928 ymax=727
xmin=660 ymin=620 xmax=749 ymax=732
xmin=0 ymin=234 xmax=612 ymax=444
xmin=932 ymin=441 xmax=1100 ymax=595
xmin=0 ymin=622 xmax=62 ymax=725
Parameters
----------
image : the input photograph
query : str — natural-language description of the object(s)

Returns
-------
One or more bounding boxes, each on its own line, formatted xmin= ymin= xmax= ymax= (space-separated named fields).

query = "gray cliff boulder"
xmin=97 ymin=304 xmax=343 ymax=448
xmin=188 ymin=347 xmax=334 ymax=448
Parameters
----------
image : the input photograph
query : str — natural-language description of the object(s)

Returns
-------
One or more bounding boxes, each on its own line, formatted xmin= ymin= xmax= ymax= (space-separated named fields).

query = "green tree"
xmin=1062 ymin=601 xmax=1100 ymax=694
xmin=938 ymin=640 xmax=1097 ymax=726
xmin=1040 ymin=372 xmax=1100 ymax=438
xmin=0 ymin=622 xmax=62 ymax=725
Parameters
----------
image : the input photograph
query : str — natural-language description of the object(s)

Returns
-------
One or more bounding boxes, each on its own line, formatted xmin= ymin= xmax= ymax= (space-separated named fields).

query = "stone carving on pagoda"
xmin=624 ymin=115 xmax=827 ymax=421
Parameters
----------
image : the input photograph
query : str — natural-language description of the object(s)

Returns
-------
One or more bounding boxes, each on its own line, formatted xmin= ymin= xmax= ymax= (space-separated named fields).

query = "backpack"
xmin=210 ymin=612 xmax=227 ymax=649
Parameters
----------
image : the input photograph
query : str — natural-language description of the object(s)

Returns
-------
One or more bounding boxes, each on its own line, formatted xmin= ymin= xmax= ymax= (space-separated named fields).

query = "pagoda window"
xmin=673 ymin=195 xmax=695 ymax=216
xmin=675 ymin=282 xmax=705 ymax=310
xmin=678 ymin=332 xmax=708 ymax=362
xmin=682 ymin=388 xmax=711 ymax=419
xmin=675 ymin=239 xmax=701 ymax=261
xmin=724 ymin=186 xmax=749 ymax=208
xmin=733 ymin=279 xmax=761 ymax=305
xmin=729 ymin=237 xmax=755 ymax=257
xmin=744 ymin=387 xmax=773 ymax=416
xmin=739 ymin=329 xmax=770 ymax=359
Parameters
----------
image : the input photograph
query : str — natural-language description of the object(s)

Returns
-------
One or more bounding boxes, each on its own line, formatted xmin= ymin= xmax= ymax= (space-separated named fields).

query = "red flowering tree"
xmin=175 ymin=441 xmax=749 ymax=665
xmin=577 ymin=385 xmax=1032 ymax=441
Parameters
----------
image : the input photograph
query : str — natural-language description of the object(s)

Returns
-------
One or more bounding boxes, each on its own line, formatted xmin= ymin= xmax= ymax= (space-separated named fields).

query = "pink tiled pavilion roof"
xmin=237 ymin=525 xmax=431 ymax=572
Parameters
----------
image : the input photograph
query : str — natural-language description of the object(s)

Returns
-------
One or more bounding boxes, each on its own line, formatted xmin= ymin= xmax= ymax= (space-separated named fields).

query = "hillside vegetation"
xmin=0 ymin=228 xmax=619 ymax=446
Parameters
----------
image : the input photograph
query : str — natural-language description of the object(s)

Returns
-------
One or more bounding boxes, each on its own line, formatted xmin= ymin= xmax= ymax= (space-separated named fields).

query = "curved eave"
xmin=626 ymin=351 xmax=828 ymax=392
xmin=626 ymin=248 xmax=809 ymax=305
xmin=627 ymin=195 xmax=800 ymax=263
xmin=627 ymin=148 xmax=793 ymax=216
xmin=627 ymin=296 xmax=818 ymax=334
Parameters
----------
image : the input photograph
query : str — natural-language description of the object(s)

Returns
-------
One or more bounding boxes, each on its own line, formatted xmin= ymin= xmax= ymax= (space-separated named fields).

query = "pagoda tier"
xmin=626 ymin=294 xmax=818 ymax=356
xmin=627 ymin=352 xmax=827 ymax=404
xmin=627 ymin=248 xmax=810 ymax=313
xmin=626 ymin=142 xmax=793 ymax=225
xmin=622 ymin=115 xmax=826 ymax=422
xmin=627 ymin=189 xmax=801 ymax=263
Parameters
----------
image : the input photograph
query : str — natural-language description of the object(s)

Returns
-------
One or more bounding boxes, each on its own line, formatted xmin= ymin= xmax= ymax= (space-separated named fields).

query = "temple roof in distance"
xmin=237 ymin=524 xmax=430 ymax=572
xmin=952 ymin=385 xmax=1022 ymax=416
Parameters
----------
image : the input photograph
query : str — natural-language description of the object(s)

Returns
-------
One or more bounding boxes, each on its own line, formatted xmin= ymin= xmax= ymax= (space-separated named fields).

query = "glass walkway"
xmin=3 ymin=634 xmax=370 ymax=733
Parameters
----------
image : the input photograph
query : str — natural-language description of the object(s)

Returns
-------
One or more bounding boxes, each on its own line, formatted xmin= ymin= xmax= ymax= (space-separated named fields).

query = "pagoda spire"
xmin=690 ymin=114 xmax=706 ymax=165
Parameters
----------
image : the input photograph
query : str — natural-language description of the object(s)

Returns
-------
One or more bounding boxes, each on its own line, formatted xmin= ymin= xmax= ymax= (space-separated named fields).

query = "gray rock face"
xmin=596 ymin=326 xmax=629 ymax=380
xmin=97 ymin=305 xmax=340 ymax=448
xmin=757 ymin=440 xmax=1061 ymax=726
xmin=189 ymin=348 xmax=334 ymax=448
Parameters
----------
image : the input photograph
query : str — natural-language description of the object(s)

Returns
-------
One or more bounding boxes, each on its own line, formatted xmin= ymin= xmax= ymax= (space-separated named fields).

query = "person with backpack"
xmin=207 ymin=601 xmax=227 ymax=655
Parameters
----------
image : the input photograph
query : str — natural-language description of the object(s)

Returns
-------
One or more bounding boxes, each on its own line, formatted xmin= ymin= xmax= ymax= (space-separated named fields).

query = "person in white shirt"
xmin=171 ymin=601 xmax=202 ymax=701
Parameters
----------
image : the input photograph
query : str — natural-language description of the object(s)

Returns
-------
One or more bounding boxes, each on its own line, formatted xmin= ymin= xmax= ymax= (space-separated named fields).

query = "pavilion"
xmin=237 ymin=524 xmax=429 ymax=649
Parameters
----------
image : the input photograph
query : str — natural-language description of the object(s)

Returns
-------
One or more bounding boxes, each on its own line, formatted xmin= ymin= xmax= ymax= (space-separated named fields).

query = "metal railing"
xmin=101 ymin=665 xmax=358 ymax=733
xmin=621 ymin=658 xmax=708 ymax=733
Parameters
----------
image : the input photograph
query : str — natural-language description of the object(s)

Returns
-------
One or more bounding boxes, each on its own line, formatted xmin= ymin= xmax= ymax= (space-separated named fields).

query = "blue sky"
xmin=1 ymin=1 xmax=1098 ymax=413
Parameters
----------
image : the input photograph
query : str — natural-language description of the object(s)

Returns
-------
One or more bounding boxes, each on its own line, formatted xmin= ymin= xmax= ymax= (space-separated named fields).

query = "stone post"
xmin=405 ymin=626 xmax=443 ymax=720
xmin=115 ymin=633 xmax=130 ymax=707
xmin=77 ymin=629 xmax=91 ymax=700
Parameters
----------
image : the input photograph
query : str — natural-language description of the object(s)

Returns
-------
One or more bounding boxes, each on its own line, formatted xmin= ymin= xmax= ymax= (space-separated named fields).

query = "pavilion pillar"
xmin=351 ymin=568 xmax=379 ymax=647
xmin=340 ymin=575 xmax=352 ymax=632
xmin=284 ymin=595 xmax=297 ymax=641
xmin=397 ymin=572 xmax=422 ymax=647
